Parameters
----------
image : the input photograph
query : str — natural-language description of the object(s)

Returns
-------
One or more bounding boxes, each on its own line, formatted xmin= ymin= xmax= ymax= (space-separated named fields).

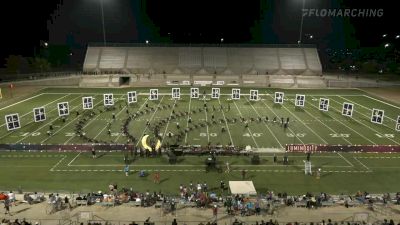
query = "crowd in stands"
xmin=0 ymin=218 xmax=38 ymax=225
xmin=2 ymin=187 xmax=400 ymax=225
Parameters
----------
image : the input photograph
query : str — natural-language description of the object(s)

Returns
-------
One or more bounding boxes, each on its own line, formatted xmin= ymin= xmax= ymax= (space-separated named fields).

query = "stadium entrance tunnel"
xmin=119 ymin=76 xmax=130 ymax=86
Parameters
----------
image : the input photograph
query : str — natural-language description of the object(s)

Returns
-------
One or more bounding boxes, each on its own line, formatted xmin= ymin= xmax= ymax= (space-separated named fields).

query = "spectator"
xmin=172 ymin=218 xmax=178 ymax=225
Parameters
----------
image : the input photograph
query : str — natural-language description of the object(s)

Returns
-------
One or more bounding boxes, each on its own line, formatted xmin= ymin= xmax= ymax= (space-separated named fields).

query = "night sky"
xmin=0 ymin=0 xmax=397 ymax=67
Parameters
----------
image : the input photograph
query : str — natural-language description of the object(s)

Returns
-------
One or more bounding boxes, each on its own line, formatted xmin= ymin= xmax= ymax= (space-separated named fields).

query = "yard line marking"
xmin=114 ymin=98 xmax=149 ymax=143
xmin=160 ymin=99 xmax=177 ymax=146
xmin=203 ymin=98 xmax=210 ymax=143
xmin=311 ymin=95 xmax=378 ymax=145
xmin=337 ymin=152 xmax=354 ymax=167
xmin=276 ymin=98 xmax=329 ymax=144
xmin=217 ymin=98 xmax=234 ymax=146
xmin=353 ymin=157 xmax=371 ymax=171
xmin=0 ymin=94 xmax=71 ymax=128
xmin=292 ymin=99 xmax=352 ymax=145
xmin=363 ymin=95 xmax=400 ymax=110
xmin=65 ymin=163 xmax=351 ymax=168
xmin=49 ymin=155 xmax=67 ymax=171
xmin=245 ymin=97 xmax=282 ymax=149
xmin=63 ymin=97 xmax=105 ymax=144
xmin=14 ymin=94 xmax=84 ymax=143
xmin=338 ymin=96 xmax=396 ymax=122
xmin=261 ymin=92 xmax=311 ymax=144
xmin=328 ymin=97 xmax=398 ymax=145
xmin=135 ymin=96 xmax=165 ymax=147
xmin=67 ymin=152 xmax=82 ymax=166
xmin=0 ymin=93 xmax=44 ymax=111
xmin=184 ymin=97 xmax=192 ymax=144
xmin=232 ymin=100 xmax=259 ymax=148
xmin=93 ymin=103 xmax=127 ymax=141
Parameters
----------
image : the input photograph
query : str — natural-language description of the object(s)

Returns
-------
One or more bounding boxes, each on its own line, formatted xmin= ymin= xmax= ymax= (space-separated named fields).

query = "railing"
xmin=88 ymin=43 xmax=317 ymax=48
xmin=0 ymin=71 xmax=81 ymax=82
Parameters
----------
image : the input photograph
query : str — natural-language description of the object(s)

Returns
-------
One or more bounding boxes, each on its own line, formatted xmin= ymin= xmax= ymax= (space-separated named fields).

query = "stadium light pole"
xmin=298 ymin=0 xmax=306 ymax=44
xmin=100 ymin=0 xmax=107 ymax=46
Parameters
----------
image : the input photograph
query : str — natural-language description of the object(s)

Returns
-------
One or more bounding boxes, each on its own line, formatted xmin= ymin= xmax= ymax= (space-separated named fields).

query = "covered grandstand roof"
xmin=83 ymin=43 xmax=322 ymax=75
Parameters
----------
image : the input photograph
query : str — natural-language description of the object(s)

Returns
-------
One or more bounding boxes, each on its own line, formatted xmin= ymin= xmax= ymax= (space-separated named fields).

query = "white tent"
xmin=229 ymin=181 xmax=257 ymax=195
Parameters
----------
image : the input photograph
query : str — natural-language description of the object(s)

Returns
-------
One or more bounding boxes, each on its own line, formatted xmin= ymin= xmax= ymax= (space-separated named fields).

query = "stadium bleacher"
xmin=83 ymin=44 xmax=322 ymax=76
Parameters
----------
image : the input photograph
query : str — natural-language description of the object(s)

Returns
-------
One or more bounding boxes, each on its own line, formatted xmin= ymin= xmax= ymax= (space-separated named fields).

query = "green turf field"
xmin=0 ymin=87 xmax=399 ymax=194
xmin=1 ymin=151 xmax=400 ymax=195
xmin=0 ymin=87 xmax=399 ymax=147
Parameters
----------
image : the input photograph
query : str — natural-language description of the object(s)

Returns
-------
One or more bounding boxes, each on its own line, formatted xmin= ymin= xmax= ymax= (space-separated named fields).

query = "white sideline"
xmin=0 ymin=93 xmax=44 ymax=111
xmin=363 ymin=95 xmax=400 ymax=110
xmin=68 ymin=152 xmax=82 ymax=166
xmin=353 ymin=157 xmax=371 ymax=171
xmin=337 ymin=152 xmax=354 ymax=167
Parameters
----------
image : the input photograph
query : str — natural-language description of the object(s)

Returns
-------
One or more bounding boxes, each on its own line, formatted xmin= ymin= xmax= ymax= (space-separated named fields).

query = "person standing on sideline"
xmin=241 ymin=169 xmax=246 ymax=180
xmin=153 ymin=172 xmax=160 ymax=184
xmin=273 ymin=154 xmax=277 ymax=163
xmin=316 ymin=168 xmax=321 ymax=179
xmin=225 ymin=161 xmax=230 ymax=173
xmin=4 ymin=198 xmax=11 ymax=215
xmin=91 ymin=148 xmax=96 ymax=159
xmin=212 ymin=205 xmax=218 ymax=220
xmin=306 ymin=151 xmax=311 ymax=162
xmin=124 ymin=164 xmax=130 ymax=176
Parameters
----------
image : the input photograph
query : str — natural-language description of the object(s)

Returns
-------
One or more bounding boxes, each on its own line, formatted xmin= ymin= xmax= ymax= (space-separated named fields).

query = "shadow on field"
xmin=96 ymin=152 xmax=108 ymax=159
xmin=295 ymin=107 xmax=305 ymax=112
xmin=159 ymin=178 xmax=169 ymax=184
xmin=13 ymin=207 xmax=31 ymax=215
xmin=272 ymin=104 xmax=282 ymax=109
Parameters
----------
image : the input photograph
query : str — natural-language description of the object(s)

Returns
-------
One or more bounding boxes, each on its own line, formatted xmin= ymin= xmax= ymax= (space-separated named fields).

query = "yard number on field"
xmin=395 ymin=116 xmax=400 ymax=132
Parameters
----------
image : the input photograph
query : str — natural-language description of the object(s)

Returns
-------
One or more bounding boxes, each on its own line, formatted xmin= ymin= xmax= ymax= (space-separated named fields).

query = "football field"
xmin=0 ymin=87 xmax=400 ymax=194
xmin=0 ymin=87 xmax=399 ymax=147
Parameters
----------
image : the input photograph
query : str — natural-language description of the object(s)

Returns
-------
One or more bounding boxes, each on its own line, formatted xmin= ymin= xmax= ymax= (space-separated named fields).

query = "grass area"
xmin=0 ymin=87 xmax=399 ymax=147
xmin=0 ymin=87 xmax=399 ymax=194
xmin=1 ymin=151 xmax=400 ymax=195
